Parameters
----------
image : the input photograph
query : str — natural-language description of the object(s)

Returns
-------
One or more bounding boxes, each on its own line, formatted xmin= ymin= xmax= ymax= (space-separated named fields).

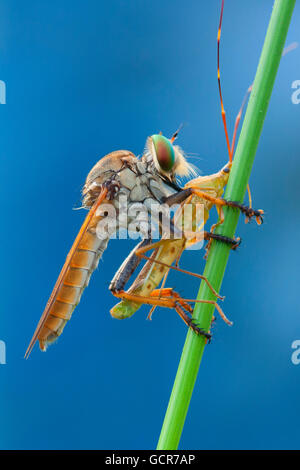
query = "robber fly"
xmin=24 ymin=0 xmax=264 ymax=358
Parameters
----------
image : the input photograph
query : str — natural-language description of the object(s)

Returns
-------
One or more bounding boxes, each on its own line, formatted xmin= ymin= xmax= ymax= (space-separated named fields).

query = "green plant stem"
xmin=157 ymin=0 xmax=295 ymax=450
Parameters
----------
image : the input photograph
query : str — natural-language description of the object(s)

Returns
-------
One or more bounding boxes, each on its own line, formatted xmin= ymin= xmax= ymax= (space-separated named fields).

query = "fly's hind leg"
xmin=113 ymin=287 xmax=230 ymax=341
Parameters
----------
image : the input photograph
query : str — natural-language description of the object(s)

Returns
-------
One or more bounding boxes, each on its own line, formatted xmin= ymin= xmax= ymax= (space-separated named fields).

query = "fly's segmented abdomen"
xmin=38 ymin=214 xmax=109 ymax=351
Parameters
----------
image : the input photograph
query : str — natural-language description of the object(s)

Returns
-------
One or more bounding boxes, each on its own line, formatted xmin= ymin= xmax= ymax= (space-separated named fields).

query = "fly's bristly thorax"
xmin=82 ymin=150 xmax=137 ymax=208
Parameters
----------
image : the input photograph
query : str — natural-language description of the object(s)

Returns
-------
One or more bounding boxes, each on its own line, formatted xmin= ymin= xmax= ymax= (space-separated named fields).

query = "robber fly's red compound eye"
xmin=151 ymin=134 xmax=175 ymax=172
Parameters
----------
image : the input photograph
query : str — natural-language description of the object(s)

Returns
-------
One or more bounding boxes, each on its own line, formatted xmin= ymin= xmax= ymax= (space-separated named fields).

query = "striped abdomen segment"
xmin=38 ymin=213 xmax=109 ymax=351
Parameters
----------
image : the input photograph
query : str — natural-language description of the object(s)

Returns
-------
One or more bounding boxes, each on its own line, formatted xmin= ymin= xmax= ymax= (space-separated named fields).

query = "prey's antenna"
xmin=217 ymin=0 xmax=232 ymax=161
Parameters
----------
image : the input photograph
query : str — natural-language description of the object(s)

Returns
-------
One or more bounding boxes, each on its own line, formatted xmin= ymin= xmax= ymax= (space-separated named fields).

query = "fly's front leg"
xmin=164 ymin=188 xmax=264 ymax=225
xmin=221 ymin=199 xmax=264 ymax=225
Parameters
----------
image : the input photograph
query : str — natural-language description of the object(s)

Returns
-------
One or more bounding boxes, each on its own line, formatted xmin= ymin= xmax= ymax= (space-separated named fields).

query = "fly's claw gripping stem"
xmin=205 ymin=232 xmax=241 ymax=250
xmin=204 ymin=233 xmax=241 ymax=260
xmin=187 ymin=318 xmax=212 ymax=343
xmin=174 ymin=301 xmax=211 ymax=342
xmin=245 ymin=209 xmax=264 ymax=225
xmin=231 ymin=236 xmax=242 ymax=250
xmin=222 ymin=199 xmax=264 ymax=225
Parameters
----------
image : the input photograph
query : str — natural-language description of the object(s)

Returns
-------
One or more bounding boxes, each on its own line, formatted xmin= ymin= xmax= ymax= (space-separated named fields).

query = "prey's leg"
xmin=112 ymin=288 xmax=228 ymax=341
xmin=150 ymin=288 xmax=232 ymax=326
xmin=134 ymin=239 xmax=224 ymax=300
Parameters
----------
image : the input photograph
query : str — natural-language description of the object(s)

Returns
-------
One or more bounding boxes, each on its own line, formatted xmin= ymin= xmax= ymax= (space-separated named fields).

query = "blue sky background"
xmin=1 ymin=0 xmax=300 ymax=449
